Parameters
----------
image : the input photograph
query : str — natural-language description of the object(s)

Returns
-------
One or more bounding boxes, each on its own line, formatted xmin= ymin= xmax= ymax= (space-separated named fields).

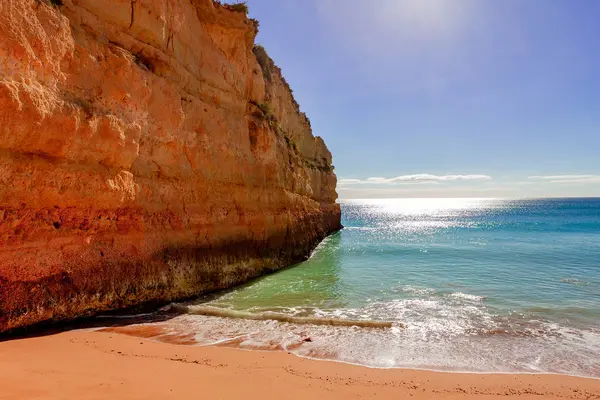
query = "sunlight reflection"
xmin=343 ymin=198 xmax=499 ymax=216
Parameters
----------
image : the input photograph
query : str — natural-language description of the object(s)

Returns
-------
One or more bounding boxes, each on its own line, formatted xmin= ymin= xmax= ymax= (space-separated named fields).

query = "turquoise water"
xmin=151 ymin=198 xmax=600 ymax=376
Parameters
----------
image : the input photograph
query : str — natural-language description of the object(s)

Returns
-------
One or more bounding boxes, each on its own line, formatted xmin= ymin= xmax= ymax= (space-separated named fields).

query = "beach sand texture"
xmin=1 ymin=330 xmax=598 ymax=399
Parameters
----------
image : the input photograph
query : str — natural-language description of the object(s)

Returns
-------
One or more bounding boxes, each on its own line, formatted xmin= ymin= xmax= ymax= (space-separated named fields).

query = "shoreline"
xmin=101 ymin=321 xmax=600 ymax=380
xmin=1 ymin=329 xmax=598 ymax=399
xmin=294 ymin=354 xmax=600 ymax=381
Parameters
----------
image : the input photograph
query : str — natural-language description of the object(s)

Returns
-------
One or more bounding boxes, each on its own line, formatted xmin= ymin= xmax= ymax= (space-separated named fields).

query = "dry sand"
xmin=0 ymin=329 xmax=598 ymax=399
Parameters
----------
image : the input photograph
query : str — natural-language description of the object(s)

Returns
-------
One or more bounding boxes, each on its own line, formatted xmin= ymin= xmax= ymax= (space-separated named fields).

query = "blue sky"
xmin=239 ymin=0 xmax=600 ymax=198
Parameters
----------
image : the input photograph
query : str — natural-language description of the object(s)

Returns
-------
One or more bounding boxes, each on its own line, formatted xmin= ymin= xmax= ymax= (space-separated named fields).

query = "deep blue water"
xmin=142 ymin=198 xmax=600 ymax=376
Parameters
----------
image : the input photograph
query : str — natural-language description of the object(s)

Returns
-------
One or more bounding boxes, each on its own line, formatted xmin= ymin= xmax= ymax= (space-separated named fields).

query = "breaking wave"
xmin=168 ymin=304 xmax=395 ymax=329
xmin=101 ymin=291 xmax=600 ymax=378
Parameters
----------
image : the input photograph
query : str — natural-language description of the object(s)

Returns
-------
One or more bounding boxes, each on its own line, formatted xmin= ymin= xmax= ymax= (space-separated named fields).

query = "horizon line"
xmin=337 ymin=196 xmax=600 ymax=201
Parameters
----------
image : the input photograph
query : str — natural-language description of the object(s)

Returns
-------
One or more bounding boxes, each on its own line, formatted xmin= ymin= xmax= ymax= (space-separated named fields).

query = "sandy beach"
xmin=0 ymin=330 xmax=598 ymax=400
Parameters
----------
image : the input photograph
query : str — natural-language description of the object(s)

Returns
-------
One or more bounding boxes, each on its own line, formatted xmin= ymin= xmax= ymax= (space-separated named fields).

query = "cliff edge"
xmin=0 ymin=0 xmax=341 ymax=332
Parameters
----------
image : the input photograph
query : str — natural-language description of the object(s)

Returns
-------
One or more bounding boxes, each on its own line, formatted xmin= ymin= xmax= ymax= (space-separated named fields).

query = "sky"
xmin=237 ymin=0 xmax=600 ymax=198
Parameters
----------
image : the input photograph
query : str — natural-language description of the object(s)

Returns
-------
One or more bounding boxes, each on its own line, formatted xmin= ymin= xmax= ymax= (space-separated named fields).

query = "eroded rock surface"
xmin=0 ymin=0 xmax=341 ymax=332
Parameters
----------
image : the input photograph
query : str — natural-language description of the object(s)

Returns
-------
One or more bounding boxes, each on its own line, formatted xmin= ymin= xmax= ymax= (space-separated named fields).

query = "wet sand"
xmin=0 ymin=330 xmax=598 ymax=399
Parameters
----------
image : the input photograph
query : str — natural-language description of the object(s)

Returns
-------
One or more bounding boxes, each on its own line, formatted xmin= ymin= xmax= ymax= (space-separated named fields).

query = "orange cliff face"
xmin=0 ymin=0 xmax=341 ymax=332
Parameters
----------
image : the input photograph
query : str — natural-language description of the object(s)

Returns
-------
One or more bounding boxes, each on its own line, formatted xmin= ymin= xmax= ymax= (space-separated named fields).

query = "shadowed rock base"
xmin=0 ymin=209 xmax=341 ymax=332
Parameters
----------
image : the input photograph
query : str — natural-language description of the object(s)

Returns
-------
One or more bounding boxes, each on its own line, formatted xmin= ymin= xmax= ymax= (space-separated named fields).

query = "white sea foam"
xmin=115 ymin=308 xmax=600 ymax=378
xmin=105 ymin=272 xmax=600 ymax=377
xmin=448 ymin=292 xmax=486 ymax=302
xmin=391 ymin=285 xmax=436 ymax=296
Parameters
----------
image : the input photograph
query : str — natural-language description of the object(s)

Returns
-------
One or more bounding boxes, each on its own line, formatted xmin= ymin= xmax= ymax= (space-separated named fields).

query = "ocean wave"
xmin=560 ymin=278 xmax=597 ymax=287
xmin=308 ymin=297 xmax=496 ymax=338
xmin=388 ymin=285 xmax=486 ymax=303
xmin=522 ymin=306 xmax=600 ymax=321
xmin=390 ymin=285 xmax=437 ymax=296
xmin=168 ymin=304 xmax=396 ymax=329
xmin=448 ymin=292 xmax=487 ymax=302
xmin=307 ymin=233 xmax=340 ymax=259
xmin=101 ymin=310 xmax=600 ymax=378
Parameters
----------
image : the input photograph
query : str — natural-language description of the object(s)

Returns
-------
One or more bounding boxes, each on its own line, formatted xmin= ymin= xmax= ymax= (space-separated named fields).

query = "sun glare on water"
xmin=343 ymin=198 xmax=497 ymax=216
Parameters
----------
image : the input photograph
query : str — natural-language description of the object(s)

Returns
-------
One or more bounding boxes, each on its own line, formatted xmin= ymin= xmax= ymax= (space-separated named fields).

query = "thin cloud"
xmin=528 ymin=175 xmax=600 ymax=184
xmin=337 ymin=185 xmax=518 ymax=199
xmin=529 ymin=175 xmax=598 ymax=180
xmin=338 ymin=178 xmax=363 ymax=185
xmin=339 ymin=174 xmax=492 ymax=186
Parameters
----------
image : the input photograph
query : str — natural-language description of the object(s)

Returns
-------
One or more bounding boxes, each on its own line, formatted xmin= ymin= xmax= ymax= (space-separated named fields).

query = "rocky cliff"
xmin=0 ymin=0 xmax=341 ymax=332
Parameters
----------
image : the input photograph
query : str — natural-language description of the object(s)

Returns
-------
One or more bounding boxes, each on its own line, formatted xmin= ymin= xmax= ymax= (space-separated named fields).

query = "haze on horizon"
xmin=241 ymin=0 xmax=600 ymax=199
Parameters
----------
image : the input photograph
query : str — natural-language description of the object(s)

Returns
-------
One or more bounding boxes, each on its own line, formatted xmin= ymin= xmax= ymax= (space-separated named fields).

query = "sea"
xmin=108 ymin=198 xmax=600 ymax=377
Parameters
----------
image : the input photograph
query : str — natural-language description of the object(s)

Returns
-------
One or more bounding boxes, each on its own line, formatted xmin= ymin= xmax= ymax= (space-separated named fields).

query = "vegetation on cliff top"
xmin=214 ymin=1 xmax=259 ymax=30
xmin=228 ymin=2 xmax=248 ymax=14
xmin=216 ymin=1 xmax=249 ymax=14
